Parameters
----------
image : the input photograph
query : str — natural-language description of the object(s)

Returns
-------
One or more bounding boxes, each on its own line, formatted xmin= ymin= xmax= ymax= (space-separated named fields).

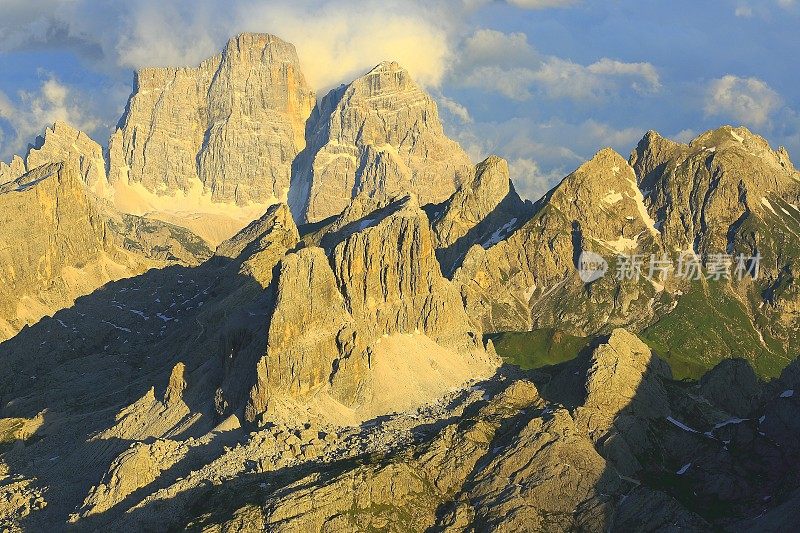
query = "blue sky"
xmin=1 ymin=0 xmax=798 ymax=200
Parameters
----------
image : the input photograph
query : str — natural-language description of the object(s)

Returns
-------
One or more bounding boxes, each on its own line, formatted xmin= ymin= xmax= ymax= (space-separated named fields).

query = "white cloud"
xmin=705 ymin=75 xmax=783 ymax=127
xmin=735 ymin=5 xmax=754 ymax=17
xmin=0 ymin=76 xmax=99 ymax=161
xmin=462 ymin=29 xmax=539 ymax=68
xmin=456 ymin=29 xmax=659 ymax=101
xmin=436 ymin=95 xmax=473 ymax=124
xmin=0 ymin=1 xmax=461 ymax=92
xmin=587 ymin=58 xmax=661 ymax=93
xmin=506 ymin=0 xmax=579 ymax=8
xmin=673 ymin=128 xmax=698 ymax=144
xmin=508 ymin=157 xmax=566 ymax=201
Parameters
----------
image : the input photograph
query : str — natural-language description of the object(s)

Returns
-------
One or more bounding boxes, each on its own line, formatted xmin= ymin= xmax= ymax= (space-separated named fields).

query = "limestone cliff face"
xmin=456 ymin=148 xmax=663 ymax=334
xmin=289 ymin=61 xmax=473 ymax=222
xmin=330 ymin=195 xmax=478 ymax=349
xmin=109 ymin=33 xmax=315 ymax=205
xmin=430 ymin=155 xmax=532 ymax=274
xmin=0 ymin=162 xmax=127 ymax=339
xmin=0 ymin=155 xmax=26 ymax=185
xmin=26 ymin=121 xmax=107 ymax=189
xmin=246 ymin=195 xmax=487 ymax=419
xmin=247 ymin=247 xmax=360 ymax=418
xmin=630 ymin=125 xmax=800 ymax=256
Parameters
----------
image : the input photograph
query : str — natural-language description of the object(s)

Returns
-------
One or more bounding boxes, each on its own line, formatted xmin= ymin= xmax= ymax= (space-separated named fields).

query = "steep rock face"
xmin=289 ymin=61 xmax=473 ymax=222
xmin=109 ymin=33 xmax=315 ymax=205
xmin=330 ymin=194 xmax=479 ymax=350
xmin=246 ymin=246 xmax=360 ymax=418
xmin=0 ymin=162 xmax=121 ymax=339
xmin=0 ymin=155 xmax=26 ymax=184
xmin=245 ymin=195 xmax=490 ymax=421
xmin=456 ymin=148 xmax=663 ymax=334
xmin=630 ymin=126 xmax=800 ymax=256
xmin=430 ymin=155 xmax=532 ymax=274
xmin=26 ymin=121 xmax=107 ymax=190
xmin=208 ymin=204 xmax=301 ymax=417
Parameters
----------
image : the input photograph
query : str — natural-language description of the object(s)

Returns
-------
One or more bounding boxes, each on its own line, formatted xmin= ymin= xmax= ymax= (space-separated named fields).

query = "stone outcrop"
xmin=109 ymin=33 xmax=315 ymax=205
xmin=289 ymin=61 xmax=473 ymax=222
xmin=576 ymin=329 xmax=672 ymax=475
xmin=699 ymin=358 xmax=761 ymax=417
xmin=455 ymin=148 xmax=663 ymax=334
xmin=215 ymin=202 xmax=300 ymax=288
xmin=105 ymin=213 xmax=213 ymax=266
xmin=27 ymin=121 xmax=107 ymax=190
xmin=75 ymin=439 xmax=186 ymax=518
xmin=245 ymin=194 xmax=490 ymax=420
xmin=430 ymin=155 xmax=532 ymax=274
xmin=0 ymin=155 xmax=25 ymax=184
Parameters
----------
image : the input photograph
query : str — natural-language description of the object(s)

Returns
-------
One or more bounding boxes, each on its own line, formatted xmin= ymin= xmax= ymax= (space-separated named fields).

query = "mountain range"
xmin=1 ymin=33 xmax=799 ymax=531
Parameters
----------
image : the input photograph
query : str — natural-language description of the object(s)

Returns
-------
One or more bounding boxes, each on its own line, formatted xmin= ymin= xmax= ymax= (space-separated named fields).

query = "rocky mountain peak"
xmin=631 ymin=126 xmax=800 ymax=254
xmin=26 ymin=120 xmax=107 ymax=190
xmin=289 ymin=61 xmax=473 ymax=223
xmin=471 ymin=155 xmax=511 ymax=200
xmin=0 ymin=154 xmax=26 ymax=185
xmin=430 ymin=155 xmax=532 ymax=274
xmin=548 ymin=148 xmax=660 ymax=246
xmin=107 ymin=32 xmax=315 ymax=240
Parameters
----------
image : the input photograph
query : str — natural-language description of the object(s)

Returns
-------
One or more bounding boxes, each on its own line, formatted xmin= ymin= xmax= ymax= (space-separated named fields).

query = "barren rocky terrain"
xmin=1 ymin=32 xmax=799 ymax=532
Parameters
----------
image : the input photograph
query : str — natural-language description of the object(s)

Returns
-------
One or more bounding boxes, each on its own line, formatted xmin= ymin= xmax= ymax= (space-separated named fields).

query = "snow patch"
xmin=102 ymin=320 xmax=132 ymax=333
xmin=713 ymin=418 xmax=748 ymax=430
xmin=761 ymin=197 xmax=778 ymax=216
xmin=483 ymin=218 xmax=518 ymax=247
xmin=602 ymin=191 xmax=623 ymax=204
xmin=667 ymin=416 xmax=700 ymax=433
xmin=597 ymin=236 xmax=638 ymax=253
xmin=676 ymin=463 xmax=692 ymax=475
xmin=780 ymin=389 xmax=794 ymax=398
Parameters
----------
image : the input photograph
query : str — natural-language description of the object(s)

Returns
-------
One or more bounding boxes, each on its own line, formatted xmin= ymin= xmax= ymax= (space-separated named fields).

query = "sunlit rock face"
xmin=289 ymin=61 xmax=473 ymax=223
xmin=108 ymin=33 xmax=315 ymax=206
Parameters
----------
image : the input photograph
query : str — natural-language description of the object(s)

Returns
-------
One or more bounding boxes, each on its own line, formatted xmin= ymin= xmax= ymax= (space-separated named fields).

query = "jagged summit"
xmin=430 ymin=155 xmax=532 ymax=274
xmin=0 ymin=120 xmax=106 ymax=191
xmin=631 ymin=125 xmax=800 ymax=254
xmin=289 ymin=59 xmax=473 ymax=223
xmin=107 ymin=31 xmax=315 ymax=239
